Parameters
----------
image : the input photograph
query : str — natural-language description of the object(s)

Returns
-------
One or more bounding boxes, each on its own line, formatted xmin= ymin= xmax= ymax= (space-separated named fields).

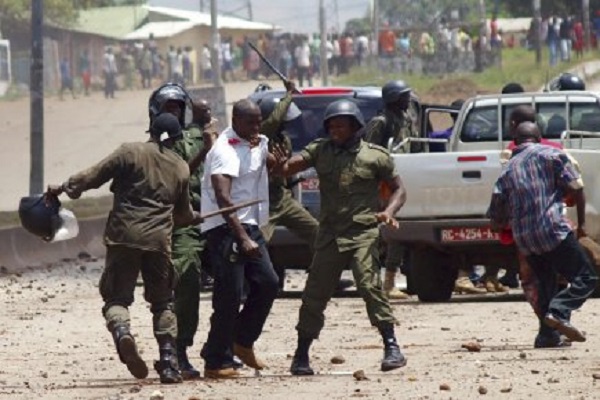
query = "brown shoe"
xmin=386 ymin=287 xmax=409 ymax=299
xmin=544 ymin=314 xmax=586 ymax=342
xmin=204 ymin=367 xmax=240 ymax=379
xmin=454 ymin=277 xmax=486 ymax=294
xmin=233 ymin=343 xmax=266 ymax=370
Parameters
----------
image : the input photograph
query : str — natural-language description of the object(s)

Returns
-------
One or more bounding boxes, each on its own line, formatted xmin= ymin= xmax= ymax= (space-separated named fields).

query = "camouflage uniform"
xmin=62 ymin=142 xmax=194 ymax=342
xmin=260 ymin=93 xmax=318 ymax=251
xmin=296 ymin=138 xmax=398 ymax=339
xmin=365 ymin=108 xmax=418 ymax=153
xmin=364 ymin=108 xmax=418 ymax=288
xmin=171 ymin=124 xmax=209 ymax=348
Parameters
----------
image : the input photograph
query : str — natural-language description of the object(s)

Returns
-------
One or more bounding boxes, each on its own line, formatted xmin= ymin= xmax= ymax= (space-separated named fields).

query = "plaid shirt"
xmin=487 ymin=143 xmax=583 ymax=255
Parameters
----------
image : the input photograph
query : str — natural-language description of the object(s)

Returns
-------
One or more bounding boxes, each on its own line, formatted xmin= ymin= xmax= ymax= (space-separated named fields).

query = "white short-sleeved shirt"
xmin=200 ymin=127 xmax=269 ymax=232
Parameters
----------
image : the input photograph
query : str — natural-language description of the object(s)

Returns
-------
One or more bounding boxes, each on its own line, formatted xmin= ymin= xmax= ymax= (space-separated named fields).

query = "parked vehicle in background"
xmin=383 ymin=91 xmax=600 ymax=302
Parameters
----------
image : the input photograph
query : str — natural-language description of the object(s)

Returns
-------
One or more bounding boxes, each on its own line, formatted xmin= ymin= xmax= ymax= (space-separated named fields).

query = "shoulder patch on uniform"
xmin=366 ymin=142 xmax=390 ymax=154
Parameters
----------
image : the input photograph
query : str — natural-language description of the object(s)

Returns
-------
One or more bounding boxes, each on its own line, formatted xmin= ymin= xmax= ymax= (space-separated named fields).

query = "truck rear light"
xmin=457 ymin=156 xmax=487 ymax=162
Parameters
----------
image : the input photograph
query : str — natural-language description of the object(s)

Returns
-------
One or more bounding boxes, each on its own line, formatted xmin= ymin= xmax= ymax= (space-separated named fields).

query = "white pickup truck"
xmin=382 ymin=91 xmax=600 ymax=302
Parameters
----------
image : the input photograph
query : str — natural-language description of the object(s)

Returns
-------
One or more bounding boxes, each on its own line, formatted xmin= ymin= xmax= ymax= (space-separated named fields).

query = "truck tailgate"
xmin=393 ymin=151 xmax=502 ymax=218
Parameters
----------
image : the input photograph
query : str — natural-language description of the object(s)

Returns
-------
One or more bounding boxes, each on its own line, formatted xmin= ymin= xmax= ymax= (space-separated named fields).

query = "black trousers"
xmin=201 ymin=224 xmax=279 ymax=370
xmin=527 ymin=232 xmax=598 ymax=335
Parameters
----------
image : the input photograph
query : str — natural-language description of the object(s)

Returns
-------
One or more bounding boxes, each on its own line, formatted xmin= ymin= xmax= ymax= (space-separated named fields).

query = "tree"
xmin=0 ymin=0 xmax=144 ymax=39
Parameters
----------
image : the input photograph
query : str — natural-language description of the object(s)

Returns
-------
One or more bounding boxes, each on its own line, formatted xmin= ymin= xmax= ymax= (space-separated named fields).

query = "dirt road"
xmin=1 ymin=261 xmax=600 ymax=400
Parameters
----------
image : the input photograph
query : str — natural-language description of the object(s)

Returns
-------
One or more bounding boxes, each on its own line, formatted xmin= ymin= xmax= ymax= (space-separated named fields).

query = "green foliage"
xmin=500 ymin=0 xmax=600 ymax=18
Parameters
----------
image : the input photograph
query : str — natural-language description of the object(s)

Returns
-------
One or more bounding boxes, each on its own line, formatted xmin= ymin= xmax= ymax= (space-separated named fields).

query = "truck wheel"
xmin=411 ymin=247 xmax=456 ymax=302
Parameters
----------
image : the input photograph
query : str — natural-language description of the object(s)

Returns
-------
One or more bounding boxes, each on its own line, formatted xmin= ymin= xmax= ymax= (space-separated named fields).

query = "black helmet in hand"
xmin=549 ymin=73 xmax=586 ymax=91
xmin=382 ymin=80 xmax=412 ymax=104
xmin=148 ymin=83 xmax=192 ymax=128
xmin=323 ymin=99 xmax=365 ymax=128
xmin=19 ymin=194 xmax=61 ymax=242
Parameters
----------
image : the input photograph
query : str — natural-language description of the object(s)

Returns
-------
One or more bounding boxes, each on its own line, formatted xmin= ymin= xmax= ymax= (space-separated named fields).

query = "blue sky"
xmin=149 ymin=0 xmax=371 ymax=33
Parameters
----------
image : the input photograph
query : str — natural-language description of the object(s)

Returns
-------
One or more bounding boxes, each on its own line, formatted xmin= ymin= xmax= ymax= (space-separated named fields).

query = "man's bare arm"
xmin=211 ymin=174 xmax=259 ymax=257
xmin=375 ymin=176 xmax=406 ymax=228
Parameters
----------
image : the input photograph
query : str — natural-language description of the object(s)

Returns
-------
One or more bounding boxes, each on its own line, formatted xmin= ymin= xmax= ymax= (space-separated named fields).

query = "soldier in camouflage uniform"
xmin=258 ymin=81 xmax=355 ymax=291
xmin=276 ymin=100 xmax=409 ymax=375
xmin=47 ymin=112 xmax=203 ymax=384
xmin=364 ymin=80 xmax=419 ymax=300
xmin=257 ymin=81 xmax=319 ymax=279
xmin=155 ymin=85 xmax=217 ymax=380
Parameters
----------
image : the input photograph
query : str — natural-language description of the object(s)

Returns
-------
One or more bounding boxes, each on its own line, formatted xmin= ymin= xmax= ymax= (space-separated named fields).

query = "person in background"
xmin=78 ymin=49 xmax=91 ymax=96
xmin=103 ymin=46 xmax=118 ymax=99
xmin=59 ymin=57 xmax=76 ymax=100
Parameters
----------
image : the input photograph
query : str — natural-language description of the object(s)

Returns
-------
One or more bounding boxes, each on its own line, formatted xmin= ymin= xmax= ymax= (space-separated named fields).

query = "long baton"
xmin=248 ymin=42 xmax=289 ymax=82
xmin=199 ymin=199 xmax=264 ymax=219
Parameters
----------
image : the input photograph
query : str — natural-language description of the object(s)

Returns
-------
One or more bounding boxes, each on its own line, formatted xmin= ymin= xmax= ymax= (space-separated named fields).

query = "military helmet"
xmin=382 ymin=80 xmax=412 ymax=104
xmin=323 ymin=99 xmax=365 ymax=128
xmin=549 ymin=73 xmax=586 ymax=91
xmin=19 ymin=194 xmax=62 ymax=242
xmin=256 ymin=97 xmax=302 ymax=122
xmin=148 ymin=83 xmax=191 ymax=127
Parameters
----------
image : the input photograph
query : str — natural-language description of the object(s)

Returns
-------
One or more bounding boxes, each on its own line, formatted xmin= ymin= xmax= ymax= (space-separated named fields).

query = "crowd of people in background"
xmin=55 ymin=12 xmax=600 ymax=99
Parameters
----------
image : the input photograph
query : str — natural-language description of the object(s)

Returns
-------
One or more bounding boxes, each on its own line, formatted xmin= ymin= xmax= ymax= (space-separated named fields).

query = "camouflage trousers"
xmin=172 ymin=226 xmax=209 ymax=347
xmin=100 ymin=245 xmax=177 ymax=340
xmin=296 ymin=236 xmax=397 ymax=339
xmin=261 ymin=195 xmax=318 ymax=250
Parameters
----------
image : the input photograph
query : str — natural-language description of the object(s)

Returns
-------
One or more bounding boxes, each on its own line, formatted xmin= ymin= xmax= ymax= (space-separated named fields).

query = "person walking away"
xmin=487 ymin=121 xmax=597 ymax=344
xmin=274 ymin=99 xmax=409 ymax=375
xmin=200 ymin=99 xmax=280 ymax=379
xmin=59 ymin=57 xmax=76 ymax=100
xmin=103 ymin=47 xmax=118 ymax=99
xmin=46 ymin=112 xmax=204 ymax=384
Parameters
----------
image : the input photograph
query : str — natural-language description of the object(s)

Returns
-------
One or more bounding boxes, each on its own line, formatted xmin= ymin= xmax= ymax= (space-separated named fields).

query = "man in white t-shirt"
xmin=200 ymin=99 xmax=279 ymax=379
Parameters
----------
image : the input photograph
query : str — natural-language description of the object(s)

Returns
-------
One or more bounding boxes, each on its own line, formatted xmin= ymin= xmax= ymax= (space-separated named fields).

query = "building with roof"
xmin=37 ymin=4 xmax=276 ymax=88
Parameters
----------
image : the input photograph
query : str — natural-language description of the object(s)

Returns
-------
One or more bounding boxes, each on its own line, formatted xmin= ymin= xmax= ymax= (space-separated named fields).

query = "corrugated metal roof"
xmin=73 ymin=5 xmax=149 ymax=39
xmin=125 ymin=21 xmax=196 ymax=40
xmin=147 ymin=5 xmax=277 ymax=30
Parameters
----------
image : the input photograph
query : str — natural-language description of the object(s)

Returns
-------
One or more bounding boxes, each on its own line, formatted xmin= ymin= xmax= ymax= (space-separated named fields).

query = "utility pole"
xmin=373 ymin=0 xmax=379 ymax=54
xmin=583 ymin=0 xmax=591 ymax=51
xmin=247 ymin=0 xmax=253 ymax=21
xmin=333 ymin=0 xmax=340 ymax=34
xmin=533 ymin=0 xmax=541 ymax=64
xmin=319 ymin=0 xmax=329 ymax=86
xmin=30 ymin=0 xmax=44 ymax=195
xmin=210 ymin=0 xmax=222 ymax=87
xmin=200 ymin=0 xmax=205 ymax=12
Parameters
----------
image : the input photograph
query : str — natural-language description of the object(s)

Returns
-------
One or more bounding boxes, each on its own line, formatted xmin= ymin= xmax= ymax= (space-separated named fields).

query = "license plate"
xmin=300 ymin=177 xmax=320 ymax=191
xmin=440 ymin=227 xmax=499 ymax=242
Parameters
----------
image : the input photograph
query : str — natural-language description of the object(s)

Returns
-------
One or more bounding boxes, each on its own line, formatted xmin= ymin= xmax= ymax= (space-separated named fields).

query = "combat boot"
xmin=153 ymin=337 xmax=183 ymax=384
xmin=176 ymin=342 xmax=200 ymax=380
xmin=289 ymin=337 xmax=314 ymax=376
xmin=381 ymin=344 xmax=407 ymax=371
xmin=111 ymin=324 xmax=148 ymax=379
xmin=383 ymin=270 xmax=409 ymax=300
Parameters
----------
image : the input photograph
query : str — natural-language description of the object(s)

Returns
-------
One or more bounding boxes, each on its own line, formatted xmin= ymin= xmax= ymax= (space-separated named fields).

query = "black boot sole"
xmin=118 ymin=336 xmax=149 ymax=379
xmin=180 ymin=369 xmax=201 ymax=380
xmin=290 ymin=367 xmax=315 ymax=376
xmin=381 ymin=358 xmax=407 ymax=372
